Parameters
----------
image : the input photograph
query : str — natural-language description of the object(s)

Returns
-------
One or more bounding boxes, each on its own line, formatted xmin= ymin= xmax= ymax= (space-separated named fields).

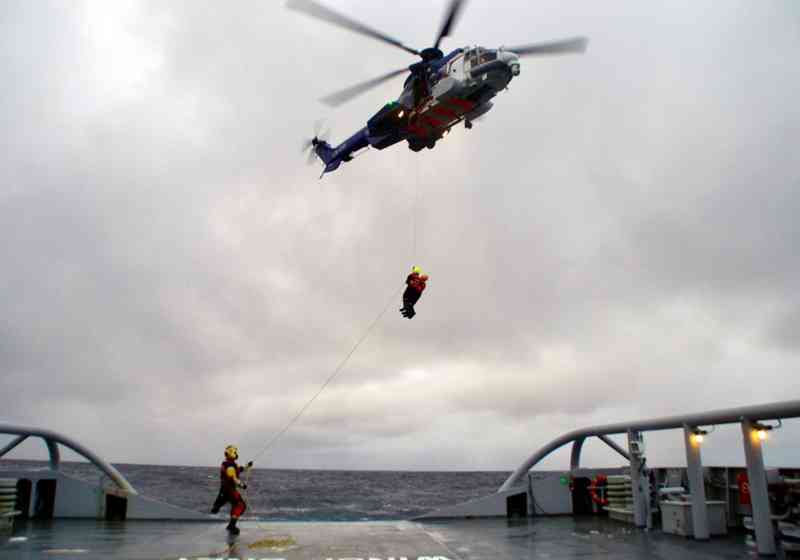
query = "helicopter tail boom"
xmin=313 ymin=127 xmax=370 ymax=175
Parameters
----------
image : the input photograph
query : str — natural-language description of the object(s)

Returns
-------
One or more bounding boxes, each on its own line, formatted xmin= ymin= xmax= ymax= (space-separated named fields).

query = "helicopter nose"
xmin=498 ymin=50 xmax=520 ymax=76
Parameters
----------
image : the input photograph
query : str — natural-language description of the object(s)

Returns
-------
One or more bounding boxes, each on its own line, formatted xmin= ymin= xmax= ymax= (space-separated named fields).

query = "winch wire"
xmin=251 ymin=286 xmax=402 ymax=463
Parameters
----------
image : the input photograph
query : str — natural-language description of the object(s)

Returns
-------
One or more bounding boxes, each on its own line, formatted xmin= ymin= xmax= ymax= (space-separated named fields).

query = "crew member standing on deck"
xmin=211 ymin=445 xmax=253 ymax=535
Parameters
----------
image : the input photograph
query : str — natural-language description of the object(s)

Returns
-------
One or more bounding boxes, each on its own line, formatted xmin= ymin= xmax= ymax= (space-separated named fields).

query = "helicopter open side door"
xmin=446 ymin=51 xmax=466 ymax=81
xmin=463 ymin=46 xmax=486 ymax=83
xmin=431 ymin=51 xmax=467 ymax=100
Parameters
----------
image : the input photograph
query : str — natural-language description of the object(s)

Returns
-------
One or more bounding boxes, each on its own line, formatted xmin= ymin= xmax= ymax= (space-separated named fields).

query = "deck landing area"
xmin=1 ymin=516 xmax=767 ymax=559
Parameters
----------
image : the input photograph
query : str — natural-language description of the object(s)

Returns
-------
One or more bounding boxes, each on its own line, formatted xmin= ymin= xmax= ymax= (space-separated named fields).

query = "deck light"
xmin=691 ymin=428 xmax=708 ymax=444
xmin=751 ymin=421 xmax=778 ymax=442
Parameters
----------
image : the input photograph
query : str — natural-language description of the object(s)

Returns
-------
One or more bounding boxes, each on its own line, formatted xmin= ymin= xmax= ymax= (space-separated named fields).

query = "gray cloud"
xmin=1 ymin=0 xmax=800 ymax=471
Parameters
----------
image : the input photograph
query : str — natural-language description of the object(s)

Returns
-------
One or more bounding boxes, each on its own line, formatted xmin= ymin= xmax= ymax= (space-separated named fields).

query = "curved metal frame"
xmin=0 ymin=423 xmax=137 ymax=495
xmin=499 ymin=399 xmax=800 ymax=492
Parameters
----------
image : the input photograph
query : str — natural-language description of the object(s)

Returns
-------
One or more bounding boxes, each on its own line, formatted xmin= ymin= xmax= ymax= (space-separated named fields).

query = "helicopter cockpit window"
xmin=465 ymin=48 xmax=496 ymax=69
xmin=477 ymin=50 xmax=496 ymax=64
xmin=466 ymin=48 xmax=480 ymax=69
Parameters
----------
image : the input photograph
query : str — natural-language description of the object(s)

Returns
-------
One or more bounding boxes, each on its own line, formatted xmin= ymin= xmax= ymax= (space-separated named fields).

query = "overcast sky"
xmin=1 ymin=1 xmax=799 ymax=472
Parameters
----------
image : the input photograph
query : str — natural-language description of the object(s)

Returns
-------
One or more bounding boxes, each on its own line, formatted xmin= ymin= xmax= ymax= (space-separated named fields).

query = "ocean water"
xmin=1 ymin=461 xmax=509 ymax=521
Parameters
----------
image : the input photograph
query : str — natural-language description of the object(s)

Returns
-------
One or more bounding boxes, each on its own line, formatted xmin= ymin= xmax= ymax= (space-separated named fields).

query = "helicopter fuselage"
xmin=314 ymin=45 xmax=520 ymax=174
xmin=293 ymin=0 xmax=586 ymax=175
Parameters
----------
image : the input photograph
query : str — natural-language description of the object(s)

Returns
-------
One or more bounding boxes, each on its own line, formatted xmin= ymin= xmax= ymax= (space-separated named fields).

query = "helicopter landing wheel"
xmin=426 ymin=141 xmax=436 ymax=150
xmin=465 ymin=120 xmax=473 ymax=130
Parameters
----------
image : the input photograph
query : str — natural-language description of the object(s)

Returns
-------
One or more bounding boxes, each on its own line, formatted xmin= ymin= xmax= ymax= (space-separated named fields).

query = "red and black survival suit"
xmin=400 ymin=271 xmax=428 ymax=319
xmin=211 ymin=458 xmax=248 ymax=520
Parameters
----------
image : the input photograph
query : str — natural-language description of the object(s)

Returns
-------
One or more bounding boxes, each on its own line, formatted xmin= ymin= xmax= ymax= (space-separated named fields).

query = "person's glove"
xmin=246 ymin=461 xmax=253 ymax=469
xmin=239 ymin=482 xmax=248 ymax=490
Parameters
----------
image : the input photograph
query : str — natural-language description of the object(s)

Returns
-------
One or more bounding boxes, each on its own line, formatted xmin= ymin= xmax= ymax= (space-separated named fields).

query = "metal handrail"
xmin=0 ymin=424 xmax=137 ymax=495
xmin=499 ymin=399 xmax=800 ymax=492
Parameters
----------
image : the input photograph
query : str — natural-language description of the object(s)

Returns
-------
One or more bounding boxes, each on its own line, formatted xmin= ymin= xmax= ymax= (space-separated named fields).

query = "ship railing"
xmin=0 ymin=423 xmax=137 ymax=495
xmin=499 ymin=399 xmax=800 ymax=556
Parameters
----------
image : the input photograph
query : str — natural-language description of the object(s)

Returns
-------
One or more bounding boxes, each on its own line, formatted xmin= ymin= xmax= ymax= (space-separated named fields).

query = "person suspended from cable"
xmin=400 ymin=266 xmax=429 ymax=319
xmin=211 ymin=445 xmax=253 ymax=535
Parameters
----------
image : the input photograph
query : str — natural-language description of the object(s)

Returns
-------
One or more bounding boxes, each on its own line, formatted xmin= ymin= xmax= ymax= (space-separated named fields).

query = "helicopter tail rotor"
xmin=302 ymin=139 xmax=318 ymax=165
xmin=302 ymin=121 xmax=332 ymax=165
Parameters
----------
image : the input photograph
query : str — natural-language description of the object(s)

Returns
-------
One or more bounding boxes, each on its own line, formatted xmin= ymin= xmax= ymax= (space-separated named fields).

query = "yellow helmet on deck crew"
xmin=224 ymin=445 xmax=239 ymax=461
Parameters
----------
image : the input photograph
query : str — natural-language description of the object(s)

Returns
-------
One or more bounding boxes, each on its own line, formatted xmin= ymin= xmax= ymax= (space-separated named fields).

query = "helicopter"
xmin=291 ymin=0 xmax=588 ymax=175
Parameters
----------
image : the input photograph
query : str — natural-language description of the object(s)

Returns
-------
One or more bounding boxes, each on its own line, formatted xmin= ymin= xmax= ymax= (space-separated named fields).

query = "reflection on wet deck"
xmin=0 ymin=516 xmax=771 ymax=560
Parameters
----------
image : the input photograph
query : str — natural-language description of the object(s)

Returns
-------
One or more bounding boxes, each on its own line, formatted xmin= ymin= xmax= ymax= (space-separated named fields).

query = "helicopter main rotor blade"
xmin=320 ymin=67 xmax=408 ymax=107
xmin=287 ymin=0 xmax=420 ymax=56
xmin=506 ymin=37 xmax=589 ymax=57
xmin=433 ymin=0 xmax=467 ymax=49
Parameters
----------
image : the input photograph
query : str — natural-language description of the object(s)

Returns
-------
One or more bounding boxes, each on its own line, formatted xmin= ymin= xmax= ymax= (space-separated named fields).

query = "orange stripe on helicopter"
xmin=442 ymin=97 xmax=476 ymax=111
xmin=425 ymin=115 xmax=445 ymax=128
xmin=431 ymin=105 xmax=459 ymax=119
xmin=407 ymin=122 xmax=427 ymax=137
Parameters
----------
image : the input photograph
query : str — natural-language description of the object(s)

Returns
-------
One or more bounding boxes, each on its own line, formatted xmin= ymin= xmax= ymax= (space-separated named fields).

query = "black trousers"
xmin=401 ymin=288 xmax=421 ymax=317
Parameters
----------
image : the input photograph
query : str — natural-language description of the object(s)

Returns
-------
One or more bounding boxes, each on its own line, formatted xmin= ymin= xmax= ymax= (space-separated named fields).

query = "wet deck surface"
xmin=0 ymin=516 xmax=778 ymax=559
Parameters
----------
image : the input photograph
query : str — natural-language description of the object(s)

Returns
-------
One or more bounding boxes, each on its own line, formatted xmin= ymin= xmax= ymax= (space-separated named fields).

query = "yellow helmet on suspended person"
xmin=412 ymin=266 xmax=422 ymax=274
xmin=224 ymin=445 xmax=239 ymax=461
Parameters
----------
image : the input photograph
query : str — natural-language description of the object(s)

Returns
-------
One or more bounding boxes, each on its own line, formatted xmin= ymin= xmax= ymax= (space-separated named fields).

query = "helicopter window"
xmin=448 ymin=54 xmax=464 ymax=74
xmin=465 ymin=48 xmax=495 ymax=69
xmin=477 ymin=50 xmax=496 ymax=64
xmin=466 ymin=48 xmax=479 ymax=68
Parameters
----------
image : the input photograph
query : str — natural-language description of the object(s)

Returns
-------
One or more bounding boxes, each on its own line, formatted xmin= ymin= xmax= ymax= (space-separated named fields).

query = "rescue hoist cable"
xmin=242 ymin=149 xmax=423 ymax=494
xmin=249 ymin=286 xmax=402 ymax=465
xmin=413 ymin=153 xmax=420 ymax=263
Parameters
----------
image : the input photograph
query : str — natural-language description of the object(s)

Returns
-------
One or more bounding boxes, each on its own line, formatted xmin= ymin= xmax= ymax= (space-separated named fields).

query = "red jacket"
xmin=220 ymin=459 xmax=243 ymax=494
xmin=406 ymin=272 xmax=428 ymax=293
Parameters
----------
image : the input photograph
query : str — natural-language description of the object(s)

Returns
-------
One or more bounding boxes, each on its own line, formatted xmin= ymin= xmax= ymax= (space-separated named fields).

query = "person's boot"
xmin=226 ymin=518 xmax=240 ymax=535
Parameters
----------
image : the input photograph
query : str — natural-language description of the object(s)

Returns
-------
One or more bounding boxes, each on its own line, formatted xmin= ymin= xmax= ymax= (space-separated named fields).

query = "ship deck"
xmin=0 ymin=516 xmax=781 ymax=560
